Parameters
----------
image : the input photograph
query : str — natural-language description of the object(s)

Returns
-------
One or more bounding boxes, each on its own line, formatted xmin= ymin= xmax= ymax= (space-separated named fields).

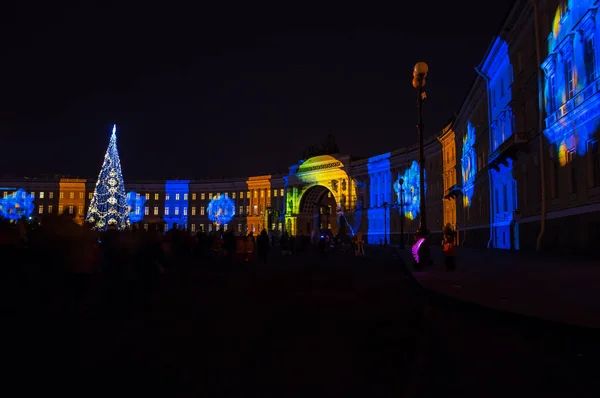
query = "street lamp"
xmin=412 ymin=61 xmax=431 ymax=266
xmin=383 ymin=201 xmax=389 ymax=246
xmin=412 ymin=61 xmax=428 ymax=234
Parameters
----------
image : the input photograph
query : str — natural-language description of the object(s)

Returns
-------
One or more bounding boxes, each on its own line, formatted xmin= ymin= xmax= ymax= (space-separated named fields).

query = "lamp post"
xmin=412 ymin=61 xmax=431 ymax=265
xmin=399 ymin=178 xmax=405 ymax=249
xmin=413 ymin=62 xmax=428 ymax=234
xmin=383 ymin=201 xmax=389 ymax=246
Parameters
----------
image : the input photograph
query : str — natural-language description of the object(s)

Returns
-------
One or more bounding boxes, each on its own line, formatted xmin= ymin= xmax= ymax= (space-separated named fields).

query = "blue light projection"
xmin=207 ymin=194 xmax=235 ymax=225
xmin=543 ymin=0 xmax=600 ymax=163
xmin=479 ymin=36 xmax=517 ymax=249
xmin=0 ymin=189 xmax=34 ymax=220
xmin=165 ymin=180 xmax=189 ymax=230
xmin=462 ymin=121 xmax=476 ymax=207
xmin=396 ymin=160 xmax=426 ymax=221
xmin=367 ymin=153 xmax=392 ymax=244
xmin=126 ymin=191 xmax=147 ymax=223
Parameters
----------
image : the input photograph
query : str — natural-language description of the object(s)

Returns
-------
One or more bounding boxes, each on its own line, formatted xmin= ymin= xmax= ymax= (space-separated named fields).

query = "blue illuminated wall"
xmin=395 ymin=160 xmax=426 ymax=222
xmin=462 ymin=121 xmax=476 ymax=207
xmin=164 ymin=180 xmax=190 ymax=230
xmin=543 ymin=0 xmax=600 ymax=162
xmin=126 ymin=191 xmax=147 ymax=223
xmin=0 ymin=188 xmax=34 ymax=220
xmin=479 ymin=37 xmax=518 ymax=249
xmin=367 ymin=153 xmax=392 ymax=244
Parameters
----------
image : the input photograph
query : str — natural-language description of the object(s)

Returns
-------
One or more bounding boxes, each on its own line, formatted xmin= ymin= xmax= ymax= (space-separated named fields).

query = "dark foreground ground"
xmin=2 ymin=251 xmax=599 ymax=397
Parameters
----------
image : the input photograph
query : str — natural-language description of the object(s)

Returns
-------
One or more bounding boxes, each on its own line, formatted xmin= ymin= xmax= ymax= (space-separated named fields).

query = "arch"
xmin=299 ymin=185 xmax=333 ymax=214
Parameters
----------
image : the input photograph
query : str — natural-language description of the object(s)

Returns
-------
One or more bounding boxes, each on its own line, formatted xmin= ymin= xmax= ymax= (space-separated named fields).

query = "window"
xmin=136 ymin=193 xmax=140 ymax=200
xmin=192 ymin=207 xmax=196 ymax=216
xmin=584 ymin=36 xmax=596 ymax=85
xmin=68 ymin=205 xmax=74 ymax=214
xmin=69 ymin=192 xmax=74 ymax=199
xmin=568 ymin=151 xmax=577 ymax=193
xmin=240 ymin=192 xmax=244 ymax=199
xmin=260 ymin=190 xmax=264 ymax=198
xmin=79 ymin=206 xmax=84 ymax=215
xmin=192 ymin=193 xmax=197 ymax=200
xmin=494 ymin=189 xmax=499 ymax=214
xmin=191 ymin=224 xmax=196 ymax=232
xmin=48 ymin=205 xmax=53 ymax=213
xmin=200 ymin=206 xmax=205 ymax=215
xmin=144 ymin=206 xmax=149 ymax=215
xmin=49 ymin=192 xmax=54 ymax=199
xmin=79 ymin=192 xmax=84 ymax=199
xmin=552 ymin=160 xmax=560 ymax=198
xmin=183 ymin=207 xmax=187 ymax=216
xmin=247 ymin=191 xmax=251 ymax=198
xmin=239 ymin=205 xmax=243 ymax=215
xmin=253 ymin=190 xmax=257 ymax=198
xmin=154 ymin=206 xmax=159 ymax=215
xmin=165 ymin=194 xmax=170 ymax=200
xmin=224 ymin=224 xmax=228 ymax=231
xmin=590 ymin=141 xmax=600 ymax=187
xmin=209 ymin=193 xmax=213 ymax=199
xmin=175 ymin=194 xmax=180 ymax=200
xmin=184 ymin=193 xmax=188 ymax=200
xmin=39 ymin=192 xmax=45 ymax=199
xmin=201 ymin=193 xmax=206 ymax=200
xmin=273 ymin=190 xmax=277 ymax=197
xmin=566 ymin=58 xmax=575 ymax=100
xmin=144 ymin=223 xmax=148 ymax=231
xmin=58 ymin=205 xmax=63 ymax=213
xmin=216 ymin=192 xmax=220 ymax=198
xmin=38 ymin=205 xmax=44 ymax=214
xmin=208 ymin=224 xmax=213 ymax=232
xmin=232 ymin=192 xmax=236 ymax=199
xmin=60 ymin=192 xmax=64 ymax=199
xmin=246 ymin=205 xmax=250 ymax=214
xmin=145 ymin=193 xmax=150 ymax=200
xmin=238 ymin=224 xmax=242 ymax=232
xmin=200 ymin=224 xmax=204 ymax=232
xmin=165 ymin=207 xmax=169 ymax=216
xmin=280 ymin=189 xmax=284 ymax=196
xmin=174 ymin=207 xmax=179 ymax=215
xmin=548 ymin=73 xmax=557 ymax=112
xmin=154 ymin=193 xmax=159 ymax=200
xmin=224 ymin=192 xmax=228 ymax=197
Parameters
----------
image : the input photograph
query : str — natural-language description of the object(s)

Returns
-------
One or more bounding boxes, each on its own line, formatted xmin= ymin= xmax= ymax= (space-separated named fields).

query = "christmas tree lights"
xmin=85 ymin=124 xmax=130 ymax=230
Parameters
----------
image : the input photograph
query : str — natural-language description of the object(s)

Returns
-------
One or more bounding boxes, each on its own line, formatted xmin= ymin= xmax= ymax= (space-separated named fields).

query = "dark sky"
xmin=0 ymin=1 xmax=515 ymax=180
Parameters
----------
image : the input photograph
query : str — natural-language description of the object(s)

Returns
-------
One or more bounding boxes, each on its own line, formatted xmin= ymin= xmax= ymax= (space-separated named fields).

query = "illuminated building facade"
xmin=58 ymin=178 xmax=87 ymax=224
xmin=439 ymin=123 xmax=458 ymax=234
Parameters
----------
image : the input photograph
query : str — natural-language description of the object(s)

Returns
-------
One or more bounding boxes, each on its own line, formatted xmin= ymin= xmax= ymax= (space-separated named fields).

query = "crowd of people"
xmin=0 ymin=211 xmax=364 ymax=319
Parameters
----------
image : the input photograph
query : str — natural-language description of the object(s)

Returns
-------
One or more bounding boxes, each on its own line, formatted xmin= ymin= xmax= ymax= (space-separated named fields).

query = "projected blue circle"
xmin=207 ymin=194 xmax=235 ymax=225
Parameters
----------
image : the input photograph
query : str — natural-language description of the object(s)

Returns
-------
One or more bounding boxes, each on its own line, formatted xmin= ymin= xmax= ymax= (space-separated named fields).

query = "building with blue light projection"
xmin=163 ymin=180 xmax=190 ymax=231
xmin=7 ymin=1 xmax=600 ymax=254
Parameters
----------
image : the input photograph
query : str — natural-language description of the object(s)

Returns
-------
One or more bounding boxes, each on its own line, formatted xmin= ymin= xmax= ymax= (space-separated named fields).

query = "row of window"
xmin=143 ymin=222 xmax=284 ymax=233
xmin=136 ymin=189 xmax=287 ymax=201
xmin=37 ymin=205 xmax=83 ymax=215
xmin=133 ymin=204 xmax=285 ymax=217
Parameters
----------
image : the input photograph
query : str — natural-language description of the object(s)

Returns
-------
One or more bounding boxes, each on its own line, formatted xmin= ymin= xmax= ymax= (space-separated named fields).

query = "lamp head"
xmin=413 ymin=62 xmax=428 ymax=76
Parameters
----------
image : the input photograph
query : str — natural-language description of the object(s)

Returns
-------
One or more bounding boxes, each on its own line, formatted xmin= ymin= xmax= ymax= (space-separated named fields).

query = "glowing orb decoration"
xmin=0 ymin=189 xmax=34 ymax=220
xmin=207 ymin=194 xmax=235 ymax=225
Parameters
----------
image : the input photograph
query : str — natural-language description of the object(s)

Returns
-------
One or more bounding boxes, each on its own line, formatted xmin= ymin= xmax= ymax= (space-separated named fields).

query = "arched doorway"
xmin=297 ymin=185 xmax=339 ymax=235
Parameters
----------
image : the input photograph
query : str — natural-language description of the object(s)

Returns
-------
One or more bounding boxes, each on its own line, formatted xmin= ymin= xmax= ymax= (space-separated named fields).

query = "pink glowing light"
xmin=412 ymin=237 xmax=425 ymax=263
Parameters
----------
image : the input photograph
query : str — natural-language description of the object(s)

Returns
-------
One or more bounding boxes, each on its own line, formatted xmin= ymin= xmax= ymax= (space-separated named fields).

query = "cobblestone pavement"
xmin=2 ymin=252 xmax=599 ymax=397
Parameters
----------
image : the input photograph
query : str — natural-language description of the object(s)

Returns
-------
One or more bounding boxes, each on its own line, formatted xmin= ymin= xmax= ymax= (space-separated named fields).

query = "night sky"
xmin=1 ymin=1 xmax=515 ymax=180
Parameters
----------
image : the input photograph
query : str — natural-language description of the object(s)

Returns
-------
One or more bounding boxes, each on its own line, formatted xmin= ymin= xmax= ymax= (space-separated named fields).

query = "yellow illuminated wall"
xmin=440 ymin=126 xmax=457 ymax=228
xmin=58 ymin=178 xmax=87 ymax=225
xmin=245 ymin=175 xmax=271 ymax=233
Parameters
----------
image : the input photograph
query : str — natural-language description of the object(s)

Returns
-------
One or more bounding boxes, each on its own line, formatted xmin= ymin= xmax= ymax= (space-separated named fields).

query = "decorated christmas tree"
xmin=85 ymin=124 xmax=130 ymax=230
